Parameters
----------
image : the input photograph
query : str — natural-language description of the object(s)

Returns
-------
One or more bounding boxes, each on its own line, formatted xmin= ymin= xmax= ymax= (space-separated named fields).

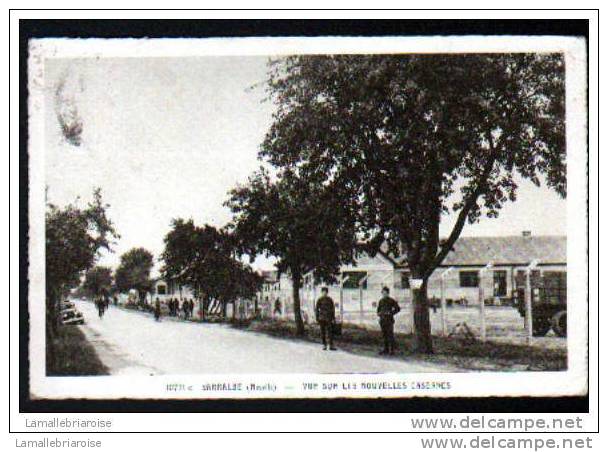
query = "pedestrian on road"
xmin=273 ymin=298 xmax=282 ymax=316
xmin=377 ymin=287 xmax=401 ymax=355
xmin=183 ymin=299 xmax=190 ymax=320
xmin=96 ymin=296 xmax=105 ymax=318
xmin=315 ymin=287 xmax=337 ymax=351
xmin=154 ymin=297 xmax=161 ymax=321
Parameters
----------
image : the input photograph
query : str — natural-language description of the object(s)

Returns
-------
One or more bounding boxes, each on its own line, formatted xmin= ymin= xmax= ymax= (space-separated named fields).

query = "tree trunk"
xmin=291 ymin=274 xmax=305 ymax=336
xmin=46 ymin=287 xmax=60 ymax=373
xmin=412 ymin=278 xmax=433 ymax=354
xmin=47 ymin=286 xmax=60 ymax=336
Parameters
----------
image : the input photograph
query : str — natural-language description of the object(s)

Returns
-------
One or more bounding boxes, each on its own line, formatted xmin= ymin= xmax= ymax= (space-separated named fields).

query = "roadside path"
xmin=76 ymin=300 xmax=457 ymax=375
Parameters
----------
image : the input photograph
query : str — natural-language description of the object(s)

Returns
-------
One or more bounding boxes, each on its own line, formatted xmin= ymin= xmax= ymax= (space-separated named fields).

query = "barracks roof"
xmin=434 ymin=235 xmax=567 ymax=266
xmin=386 ymin=235 xmax=567 ymax=267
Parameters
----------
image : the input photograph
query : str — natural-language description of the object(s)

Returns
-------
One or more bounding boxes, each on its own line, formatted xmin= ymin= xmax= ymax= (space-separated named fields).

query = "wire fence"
xmin=252 ymin=263 xmax=567 ymax=347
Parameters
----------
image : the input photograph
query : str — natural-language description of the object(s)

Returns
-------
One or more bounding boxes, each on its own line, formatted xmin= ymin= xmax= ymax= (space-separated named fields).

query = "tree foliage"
xmin=261 ymin=54 xmax=566 ymax=351
xmin=82 ymin=266 xmax=113 ymax=298
xmin=46 ymin=188 xmax=117 ymax=331
xmin=225 ymin=169 xmax=358 ymax=334
xmin=114 ymin=247 xmax=154 ymax=300
xmin=160 ymin=219 xmax=262 ymax=317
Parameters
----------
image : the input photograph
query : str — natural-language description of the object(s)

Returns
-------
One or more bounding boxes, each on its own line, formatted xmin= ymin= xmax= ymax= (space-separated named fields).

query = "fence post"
xmin=479 ymin=262 xmax=493 ymax=342
xmin=358 ymin=274 xmax=369 ymax=324
xmin=440 ymin=267 xmax=454 ymax=337
xmin=339 ymin=274 xmax=349 ymax=324
xmin=525 ymin=259 xmax=540 ymax=344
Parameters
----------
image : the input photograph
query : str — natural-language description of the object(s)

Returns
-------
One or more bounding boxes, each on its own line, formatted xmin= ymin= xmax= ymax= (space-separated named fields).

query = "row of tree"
xmin=49 ymin=205 xmax=261 ymax=324
xmin=79 ymin=247 xmax=155 ymax=303
xmin=46 ymin=189 xmax=118 ymax=335
xmin=224 ymin=53 xmax=566 ymax=353
xmin=47 ymin=54 xmax=566 ymax=356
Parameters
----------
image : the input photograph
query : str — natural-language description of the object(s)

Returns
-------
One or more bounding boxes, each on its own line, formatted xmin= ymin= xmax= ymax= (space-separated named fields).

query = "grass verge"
xmin=46 ymin=325 xmax=109 ymax=376
xmin=232 ymin=319 xmax=567 ymax=372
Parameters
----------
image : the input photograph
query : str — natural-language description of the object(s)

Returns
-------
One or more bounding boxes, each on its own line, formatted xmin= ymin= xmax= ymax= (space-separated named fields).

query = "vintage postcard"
xmin=26 ymin=35 xmax=588 ymax=401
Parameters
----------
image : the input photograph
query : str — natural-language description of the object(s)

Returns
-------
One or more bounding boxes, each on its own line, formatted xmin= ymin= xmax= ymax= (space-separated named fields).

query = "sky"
xmin=44 ymin=56 xmax=567 ymax=275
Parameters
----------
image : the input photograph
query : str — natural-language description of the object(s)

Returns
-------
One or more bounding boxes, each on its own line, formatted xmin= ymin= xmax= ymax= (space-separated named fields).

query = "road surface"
xmin=76 ymin=300 xmax=456 ymax=375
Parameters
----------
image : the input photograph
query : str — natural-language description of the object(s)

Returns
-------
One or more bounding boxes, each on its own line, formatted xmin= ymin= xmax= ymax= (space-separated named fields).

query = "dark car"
xmin=60 ymin=307 xmax=85 ymax=325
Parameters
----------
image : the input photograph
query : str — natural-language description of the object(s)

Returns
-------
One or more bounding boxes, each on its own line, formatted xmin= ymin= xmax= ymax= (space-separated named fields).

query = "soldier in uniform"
xmin=315 ymin=287 xmax=337 ymax=351
xmin=377 ymin=286 xmax=401 ymax=355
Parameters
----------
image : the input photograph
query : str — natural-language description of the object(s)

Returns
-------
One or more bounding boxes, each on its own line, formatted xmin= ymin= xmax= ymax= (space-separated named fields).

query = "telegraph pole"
xmin=479 ymin=262 xmax=493 ymax=342
xmin=440 ymin=267 xmax=454 ymax=337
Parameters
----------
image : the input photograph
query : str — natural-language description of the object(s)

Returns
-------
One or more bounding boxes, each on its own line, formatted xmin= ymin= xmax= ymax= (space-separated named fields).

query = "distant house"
xmin=151 ymin=277 xmax=195 ymax=303
xmin=258 ymin=233 xmax=567 ymax=318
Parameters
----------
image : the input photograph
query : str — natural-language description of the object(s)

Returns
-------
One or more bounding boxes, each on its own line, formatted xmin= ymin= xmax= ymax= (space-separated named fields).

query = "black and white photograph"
xmin=24 ymin=31 xmax=588 ymax=402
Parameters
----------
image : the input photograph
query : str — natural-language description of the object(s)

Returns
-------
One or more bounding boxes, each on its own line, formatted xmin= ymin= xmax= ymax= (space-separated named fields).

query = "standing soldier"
xmin=183 ymin=299 xmax=190 ymax=320
xmin=96 ymin=295 xmax=105 ymax=318
xmin=315 ymin=287 xmax=337 ymax=351
xmin=377 ymin=286 xmax=401 ymax=355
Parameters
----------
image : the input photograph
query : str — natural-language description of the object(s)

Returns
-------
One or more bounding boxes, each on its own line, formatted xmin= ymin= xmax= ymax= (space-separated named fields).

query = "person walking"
xmin=96 ymin=296 xmax=105 ymax=318
xmin=273 ymin=298 xmax=282 ymax=316
xmin=154 ymin=297 xmax=161 ymax=322
xmin=183 ymin=299 xmax=190 ymax=320
xmin=315 ymin=287 xmax=337 ymax=351
xmin=377 ymin=287 xmax=401 ymax=355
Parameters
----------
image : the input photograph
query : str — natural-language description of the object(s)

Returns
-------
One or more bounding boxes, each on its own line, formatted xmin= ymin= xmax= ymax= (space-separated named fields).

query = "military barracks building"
xmin=150 ymin=277 xmax=195 ymax=303
xmin=259 ymin=233 xmax=567 ymax=319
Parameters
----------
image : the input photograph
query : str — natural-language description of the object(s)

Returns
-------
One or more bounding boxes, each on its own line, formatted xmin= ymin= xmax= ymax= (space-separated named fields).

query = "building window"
xmin=157 ymin=284 xmax=166 ymax=295
xmin=342 ymin=271 xmax=368 ymax=289
xmin=459 ymin=271 xmax=479 ymax=288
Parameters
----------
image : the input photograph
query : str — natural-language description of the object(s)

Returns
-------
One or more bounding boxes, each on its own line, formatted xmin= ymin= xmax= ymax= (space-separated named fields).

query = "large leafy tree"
xmin=46 ymin=188 xmax=118 ymax=332
xmin=161 ymin=219 xmax=262 ymax=319
xmin=226 ymin=169 xmax=358 ymax=335
xmin=261 ymin=54 xmax=566 ymax=352
xmin=82 ymin=266 xmax=113 ymax=298
xmin=114 ymin=247 xmax=154 ymax=302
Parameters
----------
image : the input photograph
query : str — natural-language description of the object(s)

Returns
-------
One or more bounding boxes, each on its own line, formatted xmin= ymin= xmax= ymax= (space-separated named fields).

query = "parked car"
xmin=60 ymin=307 xmax=85 ymax=325
xmin=61 ymin=300 xmax=76 ymax=310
